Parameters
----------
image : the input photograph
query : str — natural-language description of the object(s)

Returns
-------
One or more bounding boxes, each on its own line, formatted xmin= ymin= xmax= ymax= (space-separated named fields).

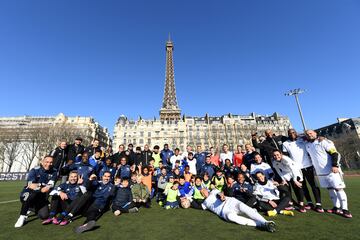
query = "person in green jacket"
xmin=132 ymin=175 xmax=151 ymax=208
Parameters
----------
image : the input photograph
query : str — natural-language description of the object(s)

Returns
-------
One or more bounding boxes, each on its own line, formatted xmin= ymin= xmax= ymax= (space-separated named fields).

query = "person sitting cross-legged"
xmin=253 ymin=171 xmax=294 ymax=217
xmin=112 ymin=177 xmax=139 ymax=216
xmin=42 ymin=171 xmax=88 ymax=226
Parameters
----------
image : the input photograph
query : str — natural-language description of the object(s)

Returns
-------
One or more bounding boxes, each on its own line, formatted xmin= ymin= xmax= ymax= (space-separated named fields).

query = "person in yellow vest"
xmin=164 ymin=181 xmax=180 ymax=209
xmin=152 ymin=145 xmax=162 ymax=168
xmin=191 ymin=176 xmax=206 ymax=209
xmin=202 ymin=172 xmax=211 ymax=190
xmin=211 ymin=168 xmax=226 ymax=191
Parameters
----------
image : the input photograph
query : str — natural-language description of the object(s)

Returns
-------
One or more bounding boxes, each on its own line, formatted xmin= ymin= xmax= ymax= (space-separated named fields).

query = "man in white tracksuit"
xmin=201 ymin=188 xmax=275 ymax=232
xmin=271 ymin=149 xmax=305 ymax=212
xmin=305 ymin=130 xmax=352 ymax=218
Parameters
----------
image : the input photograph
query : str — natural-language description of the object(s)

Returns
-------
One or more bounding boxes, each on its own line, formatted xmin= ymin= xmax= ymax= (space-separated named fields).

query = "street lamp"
xmin=285 ymin=88 xmax=307 ymax=131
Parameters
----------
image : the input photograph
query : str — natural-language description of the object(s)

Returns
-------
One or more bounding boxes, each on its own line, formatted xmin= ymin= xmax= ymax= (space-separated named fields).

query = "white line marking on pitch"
xmin=0 ymin=199 xmax=19 ymax=204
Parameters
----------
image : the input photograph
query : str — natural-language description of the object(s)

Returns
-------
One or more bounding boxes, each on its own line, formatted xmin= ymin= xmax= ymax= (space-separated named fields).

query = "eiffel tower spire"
xmin=160 ymin=35 xmax=181 ymax=121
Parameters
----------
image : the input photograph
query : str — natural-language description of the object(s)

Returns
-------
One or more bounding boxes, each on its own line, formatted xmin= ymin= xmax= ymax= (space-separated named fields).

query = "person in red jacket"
xmin=233 ymin=145 xmax=244 ymax=167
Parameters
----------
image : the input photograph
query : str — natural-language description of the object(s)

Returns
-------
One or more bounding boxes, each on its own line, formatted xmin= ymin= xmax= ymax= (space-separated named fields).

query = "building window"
xmin=140 ymin=131 xmax=144 ymax=137
xmin=139 ymin=139 xmax=144 ymax=144
xmin=148 ymin=132 xmax=151 ymax=137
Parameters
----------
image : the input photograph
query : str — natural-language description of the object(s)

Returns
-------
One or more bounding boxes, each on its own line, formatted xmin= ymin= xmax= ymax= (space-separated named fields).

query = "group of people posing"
xmin=14 ymin=128 xmax=352 ymax=233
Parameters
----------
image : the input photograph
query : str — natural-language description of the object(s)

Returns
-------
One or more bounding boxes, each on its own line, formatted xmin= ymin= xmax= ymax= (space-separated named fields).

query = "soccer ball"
xmin=181 ymin=198 xmax=191 ymax=209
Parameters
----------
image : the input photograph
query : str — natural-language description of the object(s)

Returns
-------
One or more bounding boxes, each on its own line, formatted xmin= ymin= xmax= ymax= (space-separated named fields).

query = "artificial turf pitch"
xmin=0 ymin=177 xmax=359 ymax=240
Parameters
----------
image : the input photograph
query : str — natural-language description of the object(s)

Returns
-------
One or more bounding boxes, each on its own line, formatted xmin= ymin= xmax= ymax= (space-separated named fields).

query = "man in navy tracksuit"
xmin=42 ymin=171 xmax=88 ymax=226
xmin=115 ymin=157 xmax=131 ymax=179
xmin=74 ymin=172 xmax=115 ymax=234
xmin=15 ymin=156 xmax=58 ymax=228
xmin=98 ymin=157 xmax=116 ymax=182
xmin=112 ymin=178 xmax=138 ymax=215
xmin=62 ymin=152 xmax=94 ymax=186
xmin=160 ymin=144 xmax=174 ymax=167
xmin=200 ymin=156 xmax=215 ymax=178
xmin=194 ymin=146 xmax=207 ymax=174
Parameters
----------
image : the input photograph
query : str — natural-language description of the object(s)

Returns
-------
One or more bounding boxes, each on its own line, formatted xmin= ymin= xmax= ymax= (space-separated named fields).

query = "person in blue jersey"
xmin=74 ymin=171 xmax=115 ymax=234
xmin=200 ymin=156 xmax=215 ymax=178
xmin=15 ymin=156 xmax=57 ymax=228
xmin=178 ymin=176 xmax=193 ymax=199
xmin=115 ymin=157 xmax=131 ymax=179
xmin=88 ymin=148 xmax=103 ymax=172
xmin=194 ymin=145 xmax=207 ymax=174
xmin=42 ymin=171 xmax=87 ymax=226
xmin=62 ymin=152 xmax=94 ymax=186
xmin=98 ymin=157 xmax=116 ymax=182
xmin=160 ymin=143 xmax=174 ymax=167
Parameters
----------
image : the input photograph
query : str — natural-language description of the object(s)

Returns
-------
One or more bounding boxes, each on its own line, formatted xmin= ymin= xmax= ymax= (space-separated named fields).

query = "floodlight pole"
xmin=285 ymin=89 xmax=307 ymax=131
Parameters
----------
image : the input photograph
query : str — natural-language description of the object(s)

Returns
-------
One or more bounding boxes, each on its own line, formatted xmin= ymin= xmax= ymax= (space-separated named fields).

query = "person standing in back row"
xmin=282 ymin=129 xmax=323 ymax=212
xmin=305 ymin=130 xmax=352 ymax=218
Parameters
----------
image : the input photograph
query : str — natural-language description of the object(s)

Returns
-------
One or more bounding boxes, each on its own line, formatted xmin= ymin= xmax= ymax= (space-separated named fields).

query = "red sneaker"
xmin=314 ymin=205 xmax=324 ymax=213
xmin=342 ymin=210 xmax=353 ymax=218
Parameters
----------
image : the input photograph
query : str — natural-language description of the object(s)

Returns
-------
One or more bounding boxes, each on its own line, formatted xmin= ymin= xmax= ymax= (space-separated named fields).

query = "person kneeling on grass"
xmin=42 ymin=171 xmax=88 ymax=226
xmin=253 ymin=171 xmax=294 ymax=217
xmin=131 ymin=175 xmax=151 ymax=208
xmin=15 ymin=156 xmax=57 ymax=228
xmin=74 ymin=172 xmax=115 ymax=234
xmin=201 ymin=188 xmax=276 ymax=232
xmin=112 ymin=178 xmax=139 ymax=216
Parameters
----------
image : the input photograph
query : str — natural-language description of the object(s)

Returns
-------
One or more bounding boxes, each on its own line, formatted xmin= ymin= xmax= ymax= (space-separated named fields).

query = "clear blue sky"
xmin=0 ymin=0 xmax=359 ymax=134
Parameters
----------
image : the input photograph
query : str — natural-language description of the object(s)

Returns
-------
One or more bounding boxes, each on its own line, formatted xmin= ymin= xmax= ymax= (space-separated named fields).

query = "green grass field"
xmin=0 ymin=177 xmax=359 ymax=240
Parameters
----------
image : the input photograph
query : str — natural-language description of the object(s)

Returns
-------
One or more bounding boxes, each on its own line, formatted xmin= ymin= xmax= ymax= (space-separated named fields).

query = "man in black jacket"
xmin=141 ymin=144 xmax=153 ymax=166
xmin=111 ymin=144 xmax=127 ymax=166
xmin=251 ymin=130 xmax=287 ymax=165
xmin=125 ymin=144 xmax=136 ymax=166
xmin=50 ymin=140 xmax=68 ymax=174
xmin=67 ymin=137 xmax=85 ymax=162
xmin=84 ymin=139 xmax=101 ymax=158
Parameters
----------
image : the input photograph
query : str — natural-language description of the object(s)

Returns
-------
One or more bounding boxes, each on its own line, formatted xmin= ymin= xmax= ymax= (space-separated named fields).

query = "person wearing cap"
xmin=125 ymin=144 xmax=136 ymax=166
xmin=68 ymin=137 xmax=85 ymax=163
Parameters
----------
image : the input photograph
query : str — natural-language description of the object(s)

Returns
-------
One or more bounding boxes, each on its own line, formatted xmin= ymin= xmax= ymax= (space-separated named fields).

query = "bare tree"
xmin=19 ymin=130 xmax=43 ymax=171
xmin=2 ymin=130 xmax=22 ymax=172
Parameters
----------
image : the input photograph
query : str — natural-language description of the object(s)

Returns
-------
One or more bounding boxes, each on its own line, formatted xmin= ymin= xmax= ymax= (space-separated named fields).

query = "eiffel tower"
xmin=159 ymin=35 xmax=181 ymax=122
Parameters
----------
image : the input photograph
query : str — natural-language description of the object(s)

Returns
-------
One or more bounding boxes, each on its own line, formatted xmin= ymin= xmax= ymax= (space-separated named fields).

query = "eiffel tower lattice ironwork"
xmin=159 ymin=35 xmax=181 ymax=121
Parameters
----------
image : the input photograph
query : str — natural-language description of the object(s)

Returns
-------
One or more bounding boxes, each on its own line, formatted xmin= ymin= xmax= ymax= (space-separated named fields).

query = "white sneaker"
xmin=14 ymin=215 xmax=27 ymax=228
